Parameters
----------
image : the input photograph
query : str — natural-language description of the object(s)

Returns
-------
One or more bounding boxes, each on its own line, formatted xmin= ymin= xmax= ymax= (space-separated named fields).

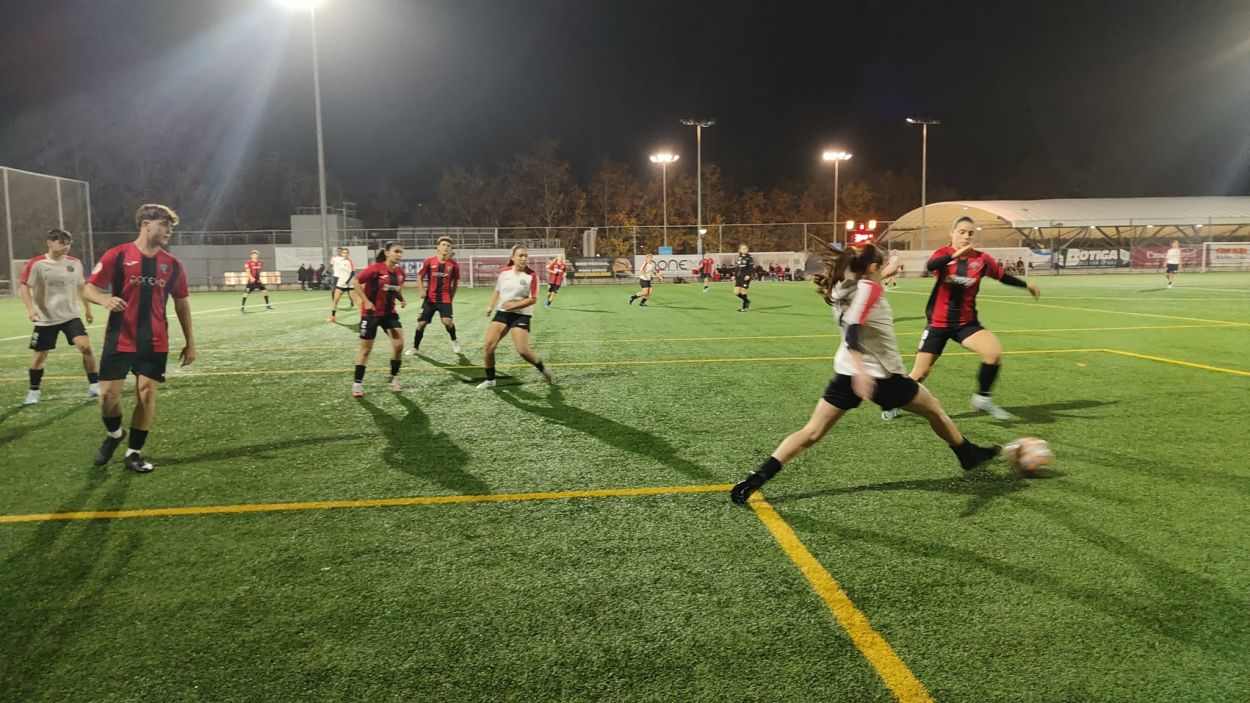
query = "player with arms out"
xmin=240 ymin=250 xmax=272 ymax=312
xmin=733 ymin=243 xmax=753 ymax=311
xmin=545 ymin=254 xmax=569 ymax=309
xmin=1165 ymin=239 xmax=1181 ymax=288
xmin=19 ymin=228 xmax=99 ymax=405
xmin=882 ymin=216 xmax=1040 ymax=422
xmin=351 ymin=242 xmax=407 ymax=397
xmin=82 ymin=204 xmax=195 ymax=473
xmin=730 ymin=242 xmax=999 ymax=503
xmin=698 ymin=253 xmax=715 ymax=292
xmin=477 ymin=245 xmax=554 ymax=389
xmin=628 ymin=253 xmax=661 ymax=307
xmin=405 ymin=236 xmax=461 ymax=356
xmin=328 ymin=247 xmax=359 ymax=322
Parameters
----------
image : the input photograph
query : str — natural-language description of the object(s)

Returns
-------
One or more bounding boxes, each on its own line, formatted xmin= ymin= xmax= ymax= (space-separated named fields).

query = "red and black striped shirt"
xmin=924 ymin=247 xmax=1006 ymax=328
xmin=89 ymin=242 xmax=188 ymax=353
xmin=357 ymin=262 xmax=406 ymax=315
xmin=547 ymin=261 xmax=568 ymax=286
xmin=245 ymin=259 xmax=263 ymax=282
xmin=419 ymin=256 xmax=459 ymax=303
xmin=698 ymin=257 xmax=715 ymax=275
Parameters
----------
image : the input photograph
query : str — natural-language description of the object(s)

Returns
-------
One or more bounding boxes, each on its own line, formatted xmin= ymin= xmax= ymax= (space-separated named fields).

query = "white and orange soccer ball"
xmin=1004 ymin=437 xmax=1053 ymax=475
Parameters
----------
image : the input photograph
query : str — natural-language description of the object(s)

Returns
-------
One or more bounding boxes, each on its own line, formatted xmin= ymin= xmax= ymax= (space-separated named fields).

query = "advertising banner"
xmin=1130 ymin=246 xmax=1202 ymax=269
xmin=469 ymin=255 xmax=550 ymax=287
xmin=1204 ymin=244 xmax=1250 ymax=269
xmin=1054 ymin=248 xmax=1131 ymax=269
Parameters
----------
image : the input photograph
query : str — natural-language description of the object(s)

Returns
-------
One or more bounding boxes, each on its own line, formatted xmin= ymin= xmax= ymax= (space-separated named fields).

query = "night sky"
xmin=3 ymin=0 xmax=1250 ymax=204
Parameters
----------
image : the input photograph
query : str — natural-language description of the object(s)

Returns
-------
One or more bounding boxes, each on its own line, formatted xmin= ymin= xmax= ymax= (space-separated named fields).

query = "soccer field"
xmin=2 ymin=274 xmax=1249 ymax=702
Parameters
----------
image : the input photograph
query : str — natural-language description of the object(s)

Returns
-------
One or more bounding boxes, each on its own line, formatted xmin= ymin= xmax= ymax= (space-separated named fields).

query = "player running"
xmin=697 ymin=253 xmax=715 ymax=292
xmin=730 ymin=242 xmax=999 ymax=504
xmin=240 ymin=250 xmax=272 ymax=312
xmin=328 ymin=247 xmax=359 ymax=322
xmin=18 ymin=228 xmax=99 ymax=405
xmin=733 ymin=243 xmax=753 ymax=311
xmin=477 ymin=245 xmax=554 ymax=389
xmin=82 ymin=204 xmax=196 ymax=474
xmin=628 ymin=253 xmax=661 ymax=307
xmin=545 ymin=254 xmax=569 ymax=308
xmin=351 ymin=242 xmax=407 ymax=397
xmin=1165 ymin=240 xmax=1181 ymax=288
xmin=882 ymin=216 xmax=1040 ymax=422
xmin=404 ymin=236 xmax=461 ymax=356
xmin=882 ymin=249 xmax=901 ymax=288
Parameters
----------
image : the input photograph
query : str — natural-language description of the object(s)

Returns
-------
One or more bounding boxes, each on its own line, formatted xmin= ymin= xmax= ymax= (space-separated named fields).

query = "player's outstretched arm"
xmin=174 ymin=296 xmax=196 ymax=366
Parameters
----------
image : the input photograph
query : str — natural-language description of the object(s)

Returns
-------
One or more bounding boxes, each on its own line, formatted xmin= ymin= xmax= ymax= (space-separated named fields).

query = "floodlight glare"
xmin=649 ymin=153 xmax=679 ymax=164
xmin=846 ymin=220 xmax=856 ymax=231
xmin=276 ymin=0 xmax=327 ymax=9
xmin=867 ymin=219 xmax=877 ymax=230
xmin=822 ymin=150 xmax=851 ymax=162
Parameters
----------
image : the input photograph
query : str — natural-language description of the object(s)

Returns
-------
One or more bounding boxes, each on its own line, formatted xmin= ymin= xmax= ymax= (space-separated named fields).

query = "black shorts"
xmin=30 ymin=319 xmax=88 ymax=351
xmin=246 ymin=281 xmax=267 ymax=293
xmin=699 ymin=273 xmax=712 ymax=282
xmin=548 ymin=284 xmax=562 ymax=293
xmin=822 ymin=373 xmax=920 ymax=411
xmin=1166 ymin=263 xmax=1179 ymax=273
xmin=492 ymin=310 xmax=532 ymax=331
xmin=917 ymin=323 xmax=985 ymax=356
xmin=99 ymin=348 xmax=168 ymax=383
xmin=418 ymin=301 xmax=454 ymax=323
xmin=735 ymin=275 xmax=751 ymax=288
xmin=359 ymin=312 xmax=402 ymax=340
xmin=638 ymin=279 xmax=652 ymax=289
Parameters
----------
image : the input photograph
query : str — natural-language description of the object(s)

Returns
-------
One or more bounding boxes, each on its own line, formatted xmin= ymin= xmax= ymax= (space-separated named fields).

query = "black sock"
xmin=757 ymin=456 xmax=783 ymax=479
xmin=412 ymin=328 xmax=425 ymax=350
xmin=264 ymin=296 xmax=270 ymax=304
xmin=485 ymin=366 xmax=496 ymax=381
xmin=241 ymin=296 xmax=247 ymax=307
xmin=390 ymin=359 xmax=401 ymax=377
xmin=103 ymin=415 xmax=122 ymax=433
xmin=977 ymin=363 xmax=1001 ymax=396
xmin=87 ymin=371 xmax=99 ymax=384
xmin=446 ymin=325 xmax=457 ymax=341
xmin=330 ymin=309 xmax=336 ymax=317
xmin=354 ymin=365 xmax=366 ymax=383
xmin=128 ymin=428 xmax=148 ymax=451
xmin=533 ymin=360 xmax=546 ymax=373
xmin=629 ymin=295 xmax=637 ymax=302
xmin=29 ymin=368 xmax=43 ymax=390
xmin=743 ymin=295 xmax=750 ymax=308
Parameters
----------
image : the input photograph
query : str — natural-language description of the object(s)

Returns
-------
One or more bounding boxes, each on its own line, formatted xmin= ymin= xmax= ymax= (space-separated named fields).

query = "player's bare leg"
xmin=407 ymin=319 xmax=431 ymax=356
xmin=477 ymin=321 xmax=508 ymax=388
xmin=902 ymin=385 xmax=1000 ymax=469
xmin=121 ymin=374 xmax=160 ymax=473
xmin=961 ymin=329 xmax=1011 ymax=420
xmin=883 ymin=351 xmax=939 ymax=421
xmin=511 ymin=328 xmax=553 ymax=383
xmin=387 ymin=328 xmax=404 ymax=392
xmin=353 ymin=338 xmax=374 ymax=397
xmin=732 ymin=399 xmax=845 ymax=504
xmin=442 ymin=316 xmax=460 ymax=353
xmin=72 ymin=334 xmax=100 ymax=398
xmin=93 ymin=378 xmax=128 ymax=465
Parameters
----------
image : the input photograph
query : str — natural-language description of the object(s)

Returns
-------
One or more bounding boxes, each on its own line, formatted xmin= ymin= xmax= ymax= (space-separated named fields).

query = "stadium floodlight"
xmin=906 ymin=117 xmax=940 ymax=250
xmin=680 ymin=118 xmax=715 ymax=254
xmin=821 ymin=150 xmax=852 ymax=244
xmin=278 ymin=0 xmax=332 ymax=267
xmin=649 ymin=153 xmax=679 ymax=247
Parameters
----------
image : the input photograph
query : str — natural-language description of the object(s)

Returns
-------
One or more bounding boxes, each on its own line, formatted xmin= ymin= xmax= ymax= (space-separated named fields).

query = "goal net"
xmin=1201 ymin=242 xmax=1250 ymax=272
xmin=1 ymin=167 xmax=92 ymax=295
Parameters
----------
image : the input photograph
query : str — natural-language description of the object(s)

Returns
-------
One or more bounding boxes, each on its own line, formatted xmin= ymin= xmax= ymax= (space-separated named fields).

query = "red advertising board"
xmin=470 ymin=255 xmax=550 ymax=286
xmin=1130 ymin=246 xmax=1201 ymax=269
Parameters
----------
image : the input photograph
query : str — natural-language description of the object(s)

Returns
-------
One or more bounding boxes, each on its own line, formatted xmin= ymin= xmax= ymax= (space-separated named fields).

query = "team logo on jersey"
xmin=948 ymin=274 xmax=978 ymax=286
xmin=125 ymin=260 xmax=139 ymax=266
xmin=66 ymin=265 xmax=74 ymax=273
xmin=969 ymin=261 xmax=981 ymax=271
xmin=160 ymin=263 xmax=171 ymax=274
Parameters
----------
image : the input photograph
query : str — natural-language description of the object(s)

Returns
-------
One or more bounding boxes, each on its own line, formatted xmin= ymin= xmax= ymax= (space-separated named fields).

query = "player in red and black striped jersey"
xmin=883 ymin=216 xmax=1040 ymax=422
xmin=82 ymin=203 xmax=196 ymax=474
xmin=240 ymin=250 xmax=272 ymax=312
xmin=350 ymin=241 xmax=408 ymax=397
xmin=544 ymin=255 xmax=569 ymax=309
xmin=697 ymin=254 xmax=715 ymax=292
xmin=406 ymin=236 xmax=461 ymax=357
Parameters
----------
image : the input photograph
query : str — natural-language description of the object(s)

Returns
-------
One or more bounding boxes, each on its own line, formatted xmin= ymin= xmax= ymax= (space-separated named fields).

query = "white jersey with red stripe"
xmin=639 ymin=258 xmax=658 ymax=280
xmin=832 ymin=278 xmax=905 ymax=378
xmin=495 ymin=266 xmax=538 ymax=316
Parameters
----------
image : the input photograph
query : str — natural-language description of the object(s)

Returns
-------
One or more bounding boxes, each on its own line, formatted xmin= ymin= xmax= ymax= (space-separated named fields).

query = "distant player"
xmin=697 ymin=253 xmax=715 ymax=292
xmin=406 ymin=236 xmax=461 ymax=356
xmin=82 ymin=204 xmax=196 ymax=474
xmin=240 ymin=250 xmax=272 ymax=312
xmin=882 ymin=216 xmax=1040 ymax=423
xmin=18 ymin=229 xmax=99 ymax=405
xmin=730 ymin=242 xmax=999 ymax=504
xmin=1165 ymin=240 xmax=1181 ymax=288
xmin=545 ymin=254 xmax=569 ymax=308
xmin=733 ymin=243 xmax=753 ymax=311
xmin=328 ymin=247 xmax=358 ymax=322
xmin=882 ymin=249 xmax=901 ymax=288
xmin=350 ymin=241 xmax=407 ymax=397
xmin=477 ymin=245 xmax=554 ymax=389
xmin=628 ymin=253 xmax=661 ymax=306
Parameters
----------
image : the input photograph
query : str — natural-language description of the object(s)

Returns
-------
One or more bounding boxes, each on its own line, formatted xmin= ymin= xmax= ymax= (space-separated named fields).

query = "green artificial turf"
xmin=1 ymin=273 xmax=1248 ymax=701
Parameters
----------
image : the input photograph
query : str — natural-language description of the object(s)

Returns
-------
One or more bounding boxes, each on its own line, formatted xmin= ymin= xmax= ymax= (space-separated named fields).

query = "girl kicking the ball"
xmin=730 ymin=242 xmax=1000 ymax=504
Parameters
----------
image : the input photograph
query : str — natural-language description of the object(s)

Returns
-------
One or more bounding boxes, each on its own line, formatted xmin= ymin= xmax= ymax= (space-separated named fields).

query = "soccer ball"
xmin=1004 ymin=437 xmax=1053 ymax=475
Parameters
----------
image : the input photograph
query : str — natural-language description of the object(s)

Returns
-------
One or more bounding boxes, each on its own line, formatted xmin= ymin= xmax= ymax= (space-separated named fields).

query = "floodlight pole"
xmin=310 ymin=7 xmax=331 ymax=268
xmin=681 ymin=118 xmax=715 ymax=254
xmin=822 ymin=150 xmax=852 ymax=246
xmin=907 ymin=118 xmax=940 ymax=250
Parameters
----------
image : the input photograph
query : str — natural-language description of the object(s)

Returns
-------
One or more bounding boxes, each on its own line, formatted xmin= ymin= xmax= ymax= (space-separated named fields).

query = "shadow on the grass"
xmin=358 ymin=395 xmax=486 ymax=495
xmin=558 ymin=307 xmax=613 ymax=314
xmin=0 ymin=401 xmax=94 ymax=448
xmin=161 ymin=433 xmax=362 ymax=467
xmin=495 ymin=385 xmax=716 ymax=481
xmin=770 ymin=470 xmax=1040 ymax=518
xmin=947 ymin=398 xmax=1120 ymax=424
xmin=0 ymin=474 xmax=140 ymax=699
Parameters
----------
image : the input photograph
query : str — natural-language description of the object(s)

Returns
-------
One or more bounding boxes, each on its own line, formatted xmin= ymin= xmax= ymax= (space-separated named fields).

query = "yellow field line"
xmin=0 ymin=349 xmax=1097 ymax=382
xmin=1100 ymin=348 xmax=1250 ymax=377
xmin=0 ymin=483 xmax=735 ymax=524
xmin=977 ymin=296 xmax=1248 ymax=326
xmin=747 ymin=493 xmax=934 ymax=702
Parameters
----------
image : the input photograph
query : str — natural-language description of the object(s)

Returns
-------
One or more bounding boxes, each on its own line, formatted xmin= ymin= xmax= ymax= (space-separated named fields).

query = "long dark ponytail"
xmin=375 ymin=241 xmax=401 ymax=263
xmin=813 ymin=241 xmax=885 ymax=305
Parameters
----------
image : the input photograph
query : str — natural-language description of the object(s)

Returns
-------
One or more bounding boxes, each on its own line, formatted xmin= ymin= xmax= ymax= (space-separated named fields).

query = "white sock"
xmin=108 ymin=429 xmax=124 ymax=439
xmin=125 ymin=448 xmax=140 ymax=456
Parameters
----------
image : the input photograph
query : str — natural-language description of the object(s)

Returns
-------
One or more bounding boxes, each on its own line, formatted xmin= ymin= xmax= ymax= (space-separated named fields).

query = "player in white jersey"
xmin=882 ymin=249 xmax=901 ymax=288
xmin=1165 ymin=240 xmax=1181 ymax=288
xmin=477 ymin=245 xmax=554 ymax=389
xmin=18 ymin=229 xmax=99 ymax=405
xmin=628 ymin=253 xmax=661 ymax=307
xmin=731 ymin=242 xmax=999 ymax=503
xmin=327 ymin=247 xmax=359 ymax=322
